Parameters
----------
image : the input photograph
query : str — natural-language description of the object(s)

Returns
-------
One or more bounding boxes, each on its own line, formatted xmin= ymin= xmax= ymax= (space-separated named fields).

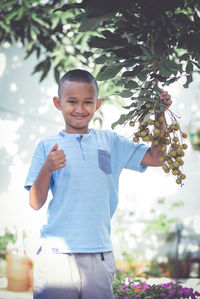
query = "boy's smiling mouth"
xmin=72 ymin=114 xmax=88 ymax=119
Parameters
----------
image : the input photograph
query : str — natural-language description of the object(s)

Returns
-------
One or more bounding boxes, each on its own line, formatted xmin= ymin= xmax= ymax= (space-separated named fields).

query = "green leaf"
xmin=111 ymin=114 xmax=127 ymax=129
xmin=16 ymin=7 xmax=24 ymax=20
xmin=54 ymin=67 xmax=60 ymax=84
xmin=140 ymin=46 xmax=152 ymax=59
xmin=121 ymin=58 xmax=137 ymax=67
xmin=186 ymin=61 xmax=193 ymax=73
xmin=96 ymin=65 xmax=122 ymax=81
xmin=32 ymin=58 xmax=51 ymax=82
xmin=118 ymin=90 xmax=133 ymax=98
xmin=183 ymin=74 xmax=193 ymax=88
xmin=79 ymin=11 xmax=116 ymax=32
xmin=52 ymin=52 xmax=64 ymax=68
xmin=122 ymin=65 xmax=144 ymax=78
xmin=6 ymin=10 xmax=18 ymax=22
xmin=32 ymin=65 xmax=42 ymax=78
xmin=53 ymin=3 xmax=80 ymax=13
xmin=24 ymin=44 xmax=35 ymax=59
xmin=95 ymin=56 xmax=108 ymax=65
xmin=36 ymin=47 xmax=41 ymax=59
xmin=141 ymin=111 xmax=153 ymax=124
xmin=88 ymin=36 xmax=115 ymax=49
xmin=123 ymin=103 xmax=137 ymax=109
xmin=0 ymin=22 xmax=9 ymax=33
xmin=137 ymin=99 xmax=144 ymax=110
xmin=191 ymin=60 xmax=200 ymax=69
xmin=122 ymin=32 xmax=137 ymax=44
xmin=30 ymin=27 xmax=37 ymax=41
xmin=159 ymin=63 xmax=171 ymax=77
xmin=51 ymin=16 xmax=60 ymax=30
xmin=125 ymin=80 xmax=139 ymax=89
xmin=166 ymin=76 xmax=179 ymax=85
xmin=79 ymin=17 xmax=101 ymax=32
xmin=32 ymin=14 xmax=48 ymax=28
xmin=137 ymin=70 xmax=148 ymax=81
xmin=164 ymin=58 xmax=178 ymax=70
xmin=179 ymin=53 xmax=190 ymax=61
xmin=39 ymin=58 xmax=51 ymax=82
xmin=111 ymin=111 xmax=134 ymax=129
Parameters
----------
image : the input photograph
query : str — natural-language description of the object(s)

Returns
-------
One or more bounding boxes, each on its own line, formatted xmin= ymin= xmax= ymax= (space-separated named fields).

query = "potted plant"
xmin=0 ymin=227 xmax=33 ymax=292
xmin=0 ymin=228 xmax=17 ymax=278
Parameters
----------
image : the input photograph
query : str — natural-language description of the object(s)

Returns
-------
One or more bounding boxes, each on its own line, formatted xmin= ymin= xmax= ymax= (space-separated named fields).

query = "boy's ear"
xmin=53 ymin=96 xmax=61 ymax=110
xmin=95 ymin=98 xmax=102 ymax=111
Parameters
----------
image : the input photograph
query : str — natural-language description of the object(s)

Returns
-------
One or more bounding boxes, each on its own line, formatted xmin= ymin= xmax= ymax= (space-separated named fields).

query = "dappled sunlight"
xmin=0 ymin=44 xmax=64 ymax=250
xmin=0 ymin=42 xmax=200 ymax=298
xmin=10 ymin=82 xmax=18 ymax=92
xmin=0 ymin=119 xmax=22 ymax=155
xmin=0 ymin=53 xmax=6 ymax=77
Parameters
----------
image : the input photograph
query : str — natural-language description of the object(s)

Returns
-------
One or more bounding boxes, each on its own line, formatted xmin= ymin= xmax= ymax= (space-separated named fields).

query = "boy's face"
xmin=53 ymin=80 xmax=102 ymax=134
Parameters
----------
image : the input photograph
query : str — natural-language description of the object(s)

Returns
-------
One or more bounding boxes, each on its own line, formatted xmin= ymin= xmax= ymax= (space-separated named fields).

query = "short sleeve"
xmin=24 ymin=141 xmax=52 ymax=191
xmin=112 ymin=132 xmax=149 ymax=173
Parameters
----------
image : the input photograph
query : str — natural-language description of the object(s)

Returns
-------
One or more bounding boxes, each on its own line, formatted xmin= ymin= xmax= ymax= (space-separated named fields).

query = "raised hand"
xmin=159 ymin=90 xmax=172 ymax=112
xmin=45 ymin=144 xmax=66 ymax=171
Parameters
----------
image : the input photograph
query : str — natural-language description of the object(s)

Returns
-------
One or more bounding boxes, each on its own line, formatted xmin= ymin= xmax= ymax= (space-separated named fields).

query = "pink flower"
xmin=140 ymin=283 xmax=148 ymax=290
xmin=169 ymin=289 xmax=175 ymax=296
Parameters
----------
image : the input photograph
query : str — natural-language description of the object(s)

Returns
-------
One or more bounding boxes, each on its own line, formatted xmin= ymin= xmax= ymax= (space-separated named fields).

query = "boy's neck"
xmin=64 ymin=128 xmax=90 ymax=134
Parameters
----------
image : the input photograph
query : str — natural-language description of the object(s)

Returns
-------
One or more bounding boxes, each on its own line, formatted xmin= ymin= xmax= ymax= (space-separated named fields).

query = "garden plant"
xmin=113 ymin=268 xmax=200 ymax=298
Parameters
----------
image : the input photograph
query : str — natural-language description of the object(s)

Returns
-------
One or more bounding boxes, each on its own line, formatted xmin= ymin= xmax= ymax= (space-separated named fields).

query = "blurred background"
xmin=0 ymin=41 xmax=200 ymax=292
xmin=0 ymin=1 xmax=200 ymax=295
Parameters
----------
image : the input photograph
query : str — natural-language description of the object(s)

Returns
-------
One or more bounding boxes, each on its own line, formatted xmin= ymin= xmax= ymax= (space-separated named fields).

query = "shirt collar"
xmin=59 ymin=128 xmax=94 ymax=138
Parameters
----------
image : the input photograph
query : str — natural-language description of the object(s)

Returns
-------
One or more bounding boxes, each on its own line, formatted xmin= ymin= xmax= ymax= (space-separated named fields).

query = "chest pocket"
xmin=98 ymin=149 xmax=112 ymax=174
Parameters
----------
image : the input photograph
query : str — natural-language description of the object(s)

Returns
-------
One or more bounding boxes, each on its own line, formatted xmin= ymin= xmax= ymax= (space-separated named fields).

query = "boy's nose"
xmin=75 ymin=104 xmax=84 ymax=112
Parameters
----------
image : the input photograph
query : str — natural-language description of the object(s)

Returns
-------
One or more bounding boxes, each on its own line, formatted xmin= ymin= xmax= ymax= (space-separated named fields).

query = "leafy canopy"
xmin=0 ymin=0 xmax=200 ymax=127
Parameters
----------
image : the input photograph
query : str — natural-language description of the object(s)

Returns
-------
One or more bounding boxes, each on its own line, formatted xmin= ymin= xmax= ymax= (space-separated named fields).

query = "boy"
xmin=24 ymin=69 xmax=172 ymax=299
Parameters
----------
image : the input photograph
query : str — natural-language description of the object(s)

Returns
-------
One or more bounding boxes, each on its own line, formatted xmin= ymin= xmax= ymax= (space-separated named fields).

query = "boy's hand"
xmin=45 ymin=144 xmax=66 ymax=171
xmin=159 ymin=90 xmax=172 ymax=112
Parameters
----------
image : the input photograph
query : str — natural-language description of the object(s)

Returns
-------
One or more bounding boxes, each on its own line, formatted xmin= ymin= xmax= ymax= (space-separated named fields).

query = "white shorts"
xmin=33 ymin=249 xmax=116 ymax=299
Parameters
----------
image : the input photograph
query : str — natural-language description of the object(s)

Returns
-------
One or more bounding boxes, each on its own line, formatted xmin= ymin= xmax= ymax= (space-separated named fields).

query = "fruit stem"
xmin=150 ymin=32 xmax=158 ymax=87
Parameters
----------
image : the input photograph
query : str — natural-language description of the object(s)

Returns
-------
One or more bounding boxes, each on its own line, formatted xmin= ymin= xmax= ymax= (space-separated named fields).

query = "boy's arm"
xmin=29 ymin=144 xmax=66 ymax=210
xmin=141 ymin=90 xmax=172 ymax=167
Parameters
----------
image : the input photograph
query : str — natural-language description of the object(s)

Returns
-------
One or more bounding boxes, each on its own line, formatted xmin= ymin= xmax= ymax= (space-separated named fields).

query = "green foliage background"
xmin=1 ymin=0 xmax=200 ymax=127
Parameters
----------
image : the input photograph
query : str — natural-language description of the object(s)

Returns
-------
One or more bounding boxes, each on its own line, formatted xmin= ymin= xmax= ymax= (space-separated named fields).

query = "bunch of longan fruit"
xmin=130 ymin=113 xmax=188 ymax=186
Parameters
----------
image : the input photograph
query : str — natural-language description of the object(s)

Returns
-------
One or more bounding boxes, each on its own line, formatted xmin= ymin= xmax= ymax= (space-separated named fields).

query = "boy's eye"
xmin=85 ymin=101 xmax=93 ymax=104
xmin=68 ymin=100 xmax=76 ymax=104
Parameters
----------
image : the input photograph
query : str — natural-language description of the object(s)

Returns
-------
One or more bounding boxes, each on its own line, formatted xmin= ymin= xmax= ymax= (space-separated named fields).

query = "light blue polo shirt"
xmin=24 ymin=129 xmax=149 ymax=253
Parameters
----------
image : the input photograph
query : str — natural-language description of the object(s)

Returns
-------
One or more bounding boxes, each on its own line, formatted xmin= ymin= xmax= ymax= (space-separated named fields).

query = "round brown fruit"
xmin=159 ymin=156 xmax=165 ymax=162
xmin=182 ymin=144 xmax=188 ymax=150
xmin=153 ymin=128 xmax=160 ymax=136
xmin=182 ymin=133 xmax=187 ymax=139
xmin=153 ymin=139 xmax=159 ymax=145
xmin=173 ymin=137 xmax=179 ymax=143
xmin=164 ymin=139 xmax=171 ymax=145
xmin=146 ymin=103 xmax=152 ymax=108
xmin=172 ymin=170 xmax=179 ymax=176
xmin=176 ymin=178 xmax=182 ymax=184
xmin=180 ymin=174 xmax=186 ymax=180
xmin=133 ymin=136 xmax=139 ymax=143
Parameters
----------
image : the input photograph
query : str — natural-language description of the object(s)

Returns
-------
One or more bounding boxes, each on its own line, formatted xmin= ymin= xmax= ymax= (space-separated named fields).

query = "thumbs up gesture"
xmin=45 ymin=144 xmax=66 ymax=171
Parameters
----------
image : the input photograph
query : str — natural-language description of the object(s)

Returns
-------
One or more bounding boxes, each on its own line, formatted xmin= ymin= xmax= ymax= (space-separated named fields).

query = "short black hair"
xmin=58 ymin=69 xmax=98 ymax=98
